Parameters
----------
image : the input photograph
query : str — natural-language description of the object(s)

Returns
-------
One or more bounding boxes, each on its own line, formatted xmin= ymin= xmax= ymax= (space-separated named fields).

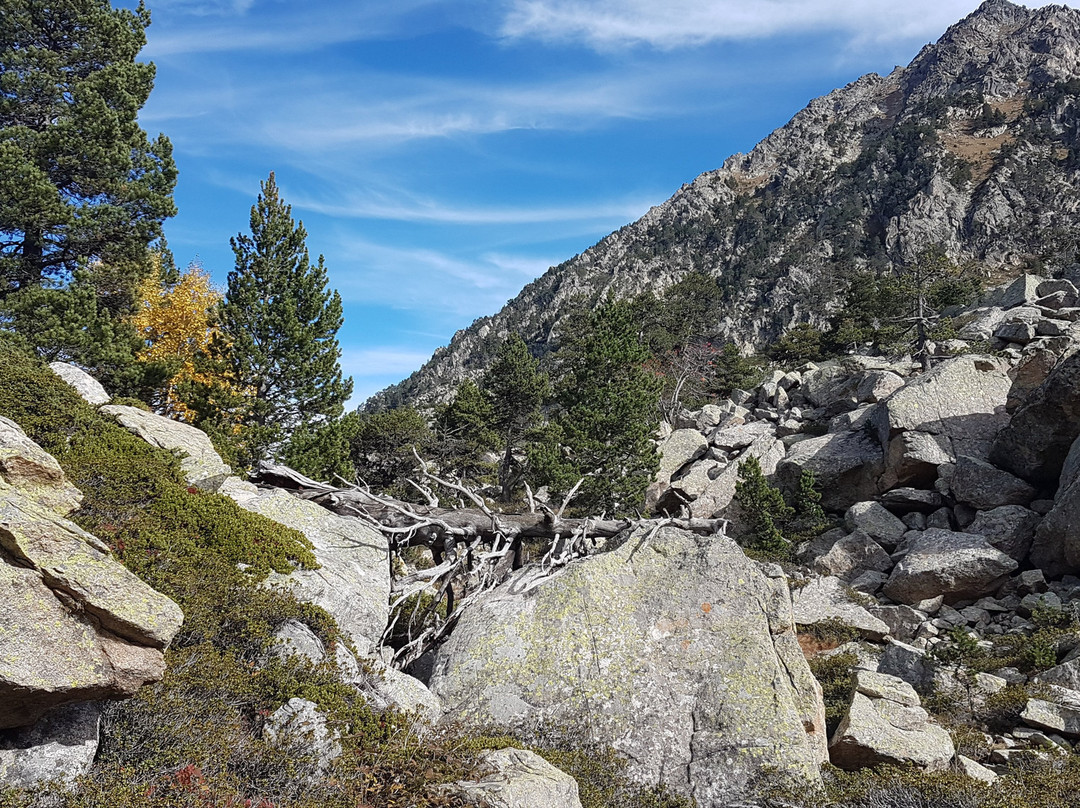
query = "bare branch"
xmin=556 ymin=477 xmax=585 ymax=519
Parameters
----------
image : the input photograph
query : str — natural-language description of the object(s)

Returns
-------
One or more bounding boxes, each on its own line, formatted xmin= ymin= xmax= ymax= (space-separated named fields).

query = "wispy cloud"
xmin=340 ymin=346 xmax=437 ymax=407
xmin=290 ymin=187 xmax=653 ymax=226
xmin=144 ymin=0 xmax=446 ymax=56
xmin=332 ymin=237 xmax=558 ymax=316
xmin=499 ymin=1 xmax=1076 ymax=50
xmin=341 ymin=347 xmax=434 ymax=377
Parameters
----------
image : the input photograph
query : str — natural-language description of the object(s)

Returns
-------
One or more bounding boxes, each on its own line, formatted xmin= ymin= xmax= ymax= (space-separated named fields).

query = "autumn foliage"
xmin=132 ymin=263 xmax=234 ymax=421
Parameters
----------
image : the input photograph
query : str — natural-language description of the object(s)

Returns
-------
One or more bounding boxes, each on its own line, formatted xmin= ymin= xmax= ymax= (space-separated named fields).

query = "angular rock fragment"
xmin=882 ymin=529 xmax=1017 ymax=605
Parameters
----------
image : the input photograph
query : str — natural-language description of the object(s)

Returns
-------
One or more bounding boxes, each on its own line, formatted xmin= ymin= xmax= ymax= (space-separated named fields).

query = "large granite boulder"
xmin=647 ymin=429 xmax=710 ymax=510
xmin=844 ymin=502 xmax=907 ymax=548
xmin=101 ymin=404 xmax=232 ymax=490
xmin=1029 ymin=473 xmax=1080 ymax=576
xmin=0 ymin=490 xmax=183 ymax=730
xmin=48 ymin=362 xmax=111 ymax=406
xmin=0 ymin=494 xmax=182 ymax=649
xmin=965 ymin=505 xmax=1041 ymax=563
xmin=1021 ymin=697 xmax=1080 ymax=739
xmin=872 ymin=356 xmax=1011 ymax=460
xmin=800 ymin=359 xmax=891 ymax=408
xmin=950 ymin=455 xmax=1038 ymax=510
xmin=429 ymin=526 xmax=826 ymax=806
xmin=791 ymin=576 xmax=890 ymax=640
xmin=0 ymin=416 xmax=82 ymax=516
xmin=811 ymin=531 xmax=892 ymax=581
xmin=990 ymin=350 xmax=1080 ymax=487
xmin=879 ymin=430 xmax=953 ymax=491
xmin=776 ymin=430 xmax=883 ymax=512
xmin=0 ymin=703 xmax=102 ymax=787
xmin=881 ymin=529 xmax=1017 ymax=605
xmin=447 ymin=748 xmax=583 ymax=808
xmin=227 ymin=485 xmax=390 ymax=656
xmin=0 ymin=422 xmax=182 ymax=732
xmin=829 ymin=670 xmax=954 ymax=771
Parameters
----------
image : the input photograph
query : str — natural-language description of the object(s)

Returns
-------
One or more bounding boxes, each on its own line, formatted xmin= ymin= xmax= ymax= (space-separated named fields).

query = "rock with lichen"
xmin=428 ymin=525 xmax=827 ymax=807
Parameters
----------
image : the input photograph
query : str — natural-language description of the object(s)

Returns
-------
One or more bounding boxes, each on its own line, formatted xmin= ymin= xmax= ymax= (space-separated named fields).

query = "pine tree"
xmin=533 ymin=297 xmax=661 ymax=515
xmin=0 ymin=0 xmax=177 ymax=294
xmin=482 ymin=334 xmax=549 ymax=501
xmin=435 ymin=379 xmax=498 ymax=483
xmin=221 ymin=172 xmax=352 ymax=460
xmin=733 ymin=456 xmax=793 ymax=558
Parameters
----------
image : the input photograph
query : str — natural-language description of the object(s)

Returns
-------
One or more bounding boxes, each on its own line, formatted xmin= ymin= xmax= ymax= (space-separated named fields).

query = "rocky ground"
xmin=7 ymin=271 xmax=1080 ymax=806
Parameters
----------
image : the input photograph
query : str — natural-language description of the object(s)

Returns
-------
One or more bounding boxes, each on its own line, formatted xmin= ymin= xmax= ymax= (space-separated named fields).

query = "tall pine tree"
xmin=531 ymin=297 xmax=661 ymax=515
xmin=482 ymin=333 xmax=548 ymax=501
xmin=222 ymin=172 xmax=351 ymax=461
xmin=0 ymin=0 xmax=177 ymax=294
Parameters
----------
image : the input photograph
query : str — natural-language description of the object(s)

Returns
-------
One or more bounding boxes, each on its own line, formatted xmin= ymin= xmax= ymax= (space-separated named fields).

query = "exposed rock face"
xmin=0 ymin=416 xmax=82 ymax=516
xmin=101 ymin=405 xmax=232 ymax=490
xmin=830 ymin=671 xmax=954 ymax=771
xmin=370 ymin=2 xmax=1080 ymax=411
xmin=776 ymin=430 xmax=883 ymax=511
xmin=0 ymin=421 xmax=182 ymax=731
xmin=48 ymin=362 xmax=111 ymax=406
xmin=447 ymin=748 xmax=583 ymax=808
xmin=991 ymin=351 xmax=1080 ymax=486
xmin=0 ymin=703 xmax=102 ymax=787
xmin=227 ymin=485 xmax=391 ymax=657
xmin=872 ymin=356 xmax=1011 ymax=460
xmin=882 ymin=529 xmax=1017 ymax=605
xmin=429 ymin=526 xmax=826 ymax=806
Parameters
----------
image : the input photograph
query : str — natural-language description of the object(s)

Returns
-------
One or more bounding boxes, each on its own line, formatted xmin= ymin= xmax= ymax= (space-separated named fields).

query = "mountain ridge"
xmin=367 ymin=0 xmax=1080 ymax=411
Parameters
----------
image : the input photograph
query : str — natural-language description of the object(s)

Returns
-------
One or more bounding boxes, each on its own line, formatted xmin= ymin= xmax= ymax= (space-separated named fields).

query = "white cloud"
xmin=341 ymin=347 xmax=434 ymax=377
xmin=331 ymin=237 xmax=557 ymax=316
xmin=144 ymin=0 xmax=445 ymax=56
xmin=499 ymin=0 xmax=1077 ymax=49
xmin=290 ymin=187 xmax=653 ymax=226
xmin=340 ymin=346 xmax=436 ymax=407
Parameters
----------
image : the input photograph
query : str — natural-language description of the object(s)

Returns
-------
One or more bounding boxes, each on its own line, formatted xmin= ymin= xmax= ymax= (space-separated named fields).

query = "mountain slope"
xmin=368 ymin=0 xmax=1080 ymax=410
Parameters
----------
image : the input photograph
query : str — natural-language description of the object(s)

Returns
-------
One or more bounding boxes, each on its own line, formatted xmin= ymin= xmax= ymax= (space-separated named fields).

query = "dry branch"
xmin=254 ymin=461 xmax=729 ymax=666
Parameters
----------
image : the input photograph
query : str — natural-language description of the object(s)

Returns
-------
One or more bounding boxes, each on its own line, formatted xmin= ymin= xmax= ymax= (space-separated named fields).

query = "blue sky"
xmin=124 ymin=0 xmax=1058 ymax=406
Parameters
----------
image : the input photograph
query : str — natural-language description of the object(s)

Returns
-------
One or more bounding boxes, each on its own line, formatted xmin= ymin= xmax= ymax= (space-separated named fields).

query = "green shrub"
xmin=808 ymin=651 xmax=857 ymax=735
xmin=465 ymin=730 xmax=694 ymax=808
xmin=0 ymin=349 xmax=483 ymax=807
xmin=734 ymin=461 xmax=828 ymax=560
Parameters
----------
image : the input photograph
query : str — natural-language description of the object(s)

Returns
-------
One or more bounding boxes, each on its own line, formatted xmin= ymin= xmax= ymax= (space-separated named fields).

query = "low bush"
xmin=807 ymin=650 xmax=857 ymax=735
xmin=465 ymin=728 xmax=694 ymax=808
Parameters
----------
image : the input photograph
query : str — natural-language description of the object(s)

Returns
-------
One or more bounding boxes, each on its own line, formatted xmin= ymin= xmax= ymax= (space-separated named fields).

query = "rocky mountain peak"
xmin=368 ymin=1 xmax=1080 ymax=412
xmin=904 ymin=0 xmax=1080 ymax=101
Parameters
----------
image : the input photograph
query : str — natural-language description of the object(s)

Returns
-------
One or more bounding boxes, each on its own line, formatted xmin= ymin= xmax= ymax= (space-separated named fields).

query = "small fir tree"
xmin=221 ymin=172 xmax=352 ymax=461
xmin=532 ymin=297 xmax=662 ymax=515
xmin=482 ymin=334 xmax=549 ymax=501
xmin=733 ymin=456 xmax=793 ymax=557
xmin=435 ymin=379 xmax=499 ymax=483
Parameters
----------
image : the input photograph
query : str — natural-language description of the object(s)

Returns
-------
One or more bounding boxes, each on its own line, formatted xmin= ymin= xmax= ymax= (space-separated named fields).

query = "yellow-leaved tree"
xmin=131 ymin=262 xmax=238 ymax=422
